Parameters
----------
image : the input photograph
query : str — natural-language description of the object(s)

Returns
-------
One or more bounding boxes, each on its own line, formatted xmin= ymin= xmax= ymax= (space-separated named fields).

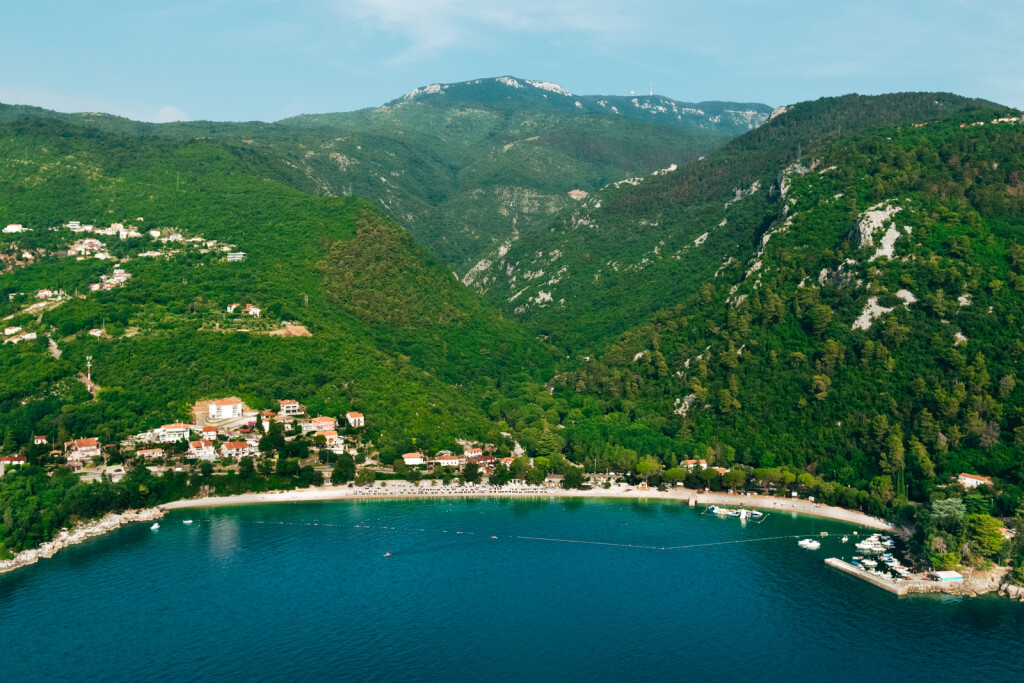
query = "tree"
xmin=331 ymin=454 xmax=355 ymax=484
xmin=964 ymin=514 xmax=1004 ymax=563
xmin=238 ymin=456 xmax=255 ymax=478
xmin=636 ymin=456 xmax=663 ymax=485
xmin=2 ymin=427 xmax=16 ymax=453
xmin=663 ymin=467 xmax=687 ymax=487
xmin=463 ymin=462 xmax=481 ymax=484
xmin=722 ymin=469 xmax=747 ymax=490
xmin=199 ymin=461 xmax=214 ymax=477
xmin=932 ymin=498 xmax=966 ymax=532
xmin=355 ymin=468 xmax=376 ymax=486
xmin=562 ymin=466 xmax=585 ymax=489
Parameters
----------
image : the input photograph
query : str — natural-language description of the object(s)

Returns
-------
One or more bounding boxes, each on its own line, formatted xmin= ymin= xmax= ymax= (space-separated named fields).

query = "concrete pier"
xmin=826 ymin=557 xmax=908 ymax=595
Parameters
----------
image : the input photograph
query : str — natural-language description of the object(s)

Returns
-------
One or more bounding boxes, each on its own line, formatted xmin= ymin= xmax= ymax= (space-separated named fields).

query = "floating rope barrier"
xmin=516 ymin=534 xmax=805 ymax=552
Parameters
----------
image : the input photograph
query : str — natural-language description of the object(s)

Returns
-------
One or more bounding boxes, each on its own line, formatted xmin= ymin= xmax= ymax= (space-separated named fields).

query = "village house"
xmin=88 ymin=328 xmax=103 ymax=337
xmin=345 ymin=411 xmax=365 ymax=428
xmin=137 ymin=448 xmax=165 ymax=459
xmin=65 ymin=438 xmax=102 ymax=463
xmin=227 ymin=252 xmax=247 ymax=262
xmin=464 ymin=446 xmax=483 ymax=459
xmin=469 ymin=454 xmax=496 ymax=468
xmin=4 ymin=326 xmax=22 ymax=336
xmin=208 ymin=398 xmax=243 ymax=420
xmin=243 ymin=304 xmax=261 ymax=318
xmin=402 ymin=452 xmax=426 ymax=466
xmin=499 ymin=456 xmax=516 ymax=468
xmin=226 ymin=303 xmax=240 ymax=313
xmin=36 ymin=289 xmax=56 ymax=299
xmin=157 ymin=422 xmax=191 ymax=443
xmin=3 ymin=223 xmax=26 ymax=233
xmin=33 ymin=435 xmax=47 ymax=446
xmin=188 ymin=440 xmax=217 ymax=460
xmin=0 ymin=455 xmax=28 ymax=465
xmin=958 ymin=472 xmax=993 ymax=489
xmin=279 ymin=399 xmax=302 ymax=416
xmin=201 ymin=425 xmax=219 ymax=440
xmin=315 ymin=430 xmax=341 ymax=448
xmin=221 ymin=441 xmax=254 ymax=459
xmin=432 ymin=453 xmax=462 ymax=468
xmin=683 ymin=459 xmax=708 ymax=470
xmin=138 ymin=250 xmax=163 ymax=258
xmin=310 ymin=415 xmax=337 ymax=431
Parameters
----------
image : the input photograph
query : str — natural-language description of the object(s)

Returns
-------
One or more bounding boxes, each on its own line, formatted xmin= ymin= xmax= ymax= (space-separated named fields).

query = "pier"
xmin=825 ymin=557 xmax=908 ymax=595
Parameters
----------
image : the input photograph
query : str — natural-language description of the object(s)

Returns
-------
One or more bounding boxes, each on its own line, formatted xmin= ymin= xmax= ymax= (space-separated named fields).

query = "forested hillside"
xmin=561 ymin=107 xmax=1024 ymax=518
xmin=472 ymin=93 xmax=1003 ymax=349
xmin=1 ymin=76 xmax=759 ymax=273
xmin=0 ymin=115 xmax=555 ymax=456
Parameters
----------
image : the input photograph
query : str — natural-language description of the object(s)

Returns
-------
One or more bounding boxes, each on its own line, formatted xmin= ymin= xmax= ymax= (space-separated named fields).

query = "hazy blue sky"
xmin=1 ymin=0 xmax=1020 ymax=122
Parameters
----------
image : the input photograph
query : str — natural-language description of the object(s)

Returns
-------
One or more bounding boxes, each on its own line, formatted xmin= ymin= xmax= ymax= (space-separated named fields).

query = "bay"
xmin=1 ymin=498 xmax=1021 ymax=682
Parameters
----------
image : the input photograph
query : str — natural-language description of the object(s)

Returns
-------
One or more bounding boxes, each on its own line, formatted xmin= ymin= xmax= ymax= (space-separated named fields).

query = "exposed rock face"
xmin=849 ymin=202 xmax=901 ymax=249
xmin=0 ymin=507 xmax=165 ymax=575
xmin=1000 ymin=582 xmax=1024 ymax=601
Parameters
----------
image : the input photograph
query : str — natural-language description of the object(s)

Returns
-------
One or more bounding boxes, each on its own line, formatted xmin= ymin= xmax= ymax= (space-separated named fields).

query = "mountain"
xmin=469 ymin=93 xmax=1006 ymax=349
xmin=551 ymin=97 xmax=1024 ymax=516
xmin=1 ymin=77 xmax=768 ymax=273
xmin=0 ymin=114 xmax=555 ymax=457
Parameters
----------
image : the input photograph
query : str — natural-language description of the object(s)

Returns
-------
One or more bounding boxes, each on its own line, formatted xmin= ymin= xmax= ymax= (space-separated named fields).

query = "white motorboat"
xmin=841 ymin=536 xmax=849 ymax=543
xmin=798 ymin=539 xmax=821 ymax=549
xmin=862 ymin=559 xmax=878 ymax=567
xmin=150 ymin=523 xmax=160 ymax=530
xmin=183 ymin=520 xmax=193 ymax=525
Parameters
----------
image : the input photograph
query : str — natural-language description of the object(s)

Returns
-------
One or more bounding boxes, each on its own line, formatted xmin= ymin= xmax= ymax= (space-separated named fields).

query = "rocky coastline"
xmin=0 ymin=507 xmax=165 ymax=575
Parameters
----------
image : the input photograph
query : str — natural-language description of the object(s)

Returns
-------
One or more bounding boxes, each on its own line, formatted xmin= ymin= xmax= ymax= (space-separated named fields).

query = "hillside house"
xmin=188 ymin=440 xmax=217 ymax=460
xmin=3 ymin=224 xmax=25 ymax=233
xmin=137 ymin=448 xmax=165 ymax=459
xmin=0 ymin=455 xmax=28 ymax=466
xmin=464 ymin=446 xmax=483 ymax=459
xmin=227 ymin=252 xmax=247 ymax=262
xmin=279 ymin=400 xmax=302 ymax=416
xmin=683 ymin=459 xmax=708 ymax=470
xmin=208 ymin=398 xmax=243 ymax=420
xmin=243 ymin=304 xmax=261 ymax=318
xmin=402 ymin=452 xmax=425 ymax=466
xmin=157 ymin=423 xmax=191 ymax=443
xmin=4 ymin=326 xmax=22 ymax=336
xmin=226 ymin=303 xmax=240 ymax=313
xmin=201 ymin=426 xmax=219 ymax=439
xmin=958 ymin=473 xmax=993 ymax=489
xmin=315 ymin=430 xmax=340 ymax=448
xmin=33 ymin=435 xmax=47 ymax=445
xmin=310 ymin=415 xmax=337 ymax=431
xmin=432 ymin=453 xmax=461 ymax=468
xmin=36 ymin=289 xmax=56 ymax=299
xmin=88 ymin=329 xmax=103 ymax=337
xmin=65 ymin=438 xmax=102 ymax=463
xmin=345 ymin=411 xmax=365 ymax=428
xmin=221 ymin=441 xmax=254 ymax=459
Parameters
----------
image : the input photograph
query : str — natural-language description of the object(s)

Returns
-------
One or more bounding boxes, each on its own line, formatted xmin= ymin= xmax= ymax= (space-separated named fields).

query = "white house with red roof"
xmin=226 ymin=303 xmax=240 ymax=313
xmin=243 ymin=304 xmax=261 ymax=318
xmin=33 ymin=435 xmax=48 ymax=445
xmin=345 ymin=412 xmax=365 ymax=428
xmin=683 ymin=459 xmax=708 ymax=470
xmin=201 ymin=426 xmax=219 ymax=439
xmin=208 ymin=398 xmax=243 ymax=420
xmin=221 ymin=441 xmax=254 ymax=459
xmin=464 ymin=446 xmax=483 ymax=459
xmin=431 ymin=453 xmax=461 ymax=468
xmin=188 ymin=440 xmax=217 ymax=460
xmin=65 ymin=438 xmax=102 ymax=462
xmin=279 ymin=399 xmax=302 ymax=416
xmin=157 ymin=422 xmax=191 ymax=443
xmin=315 ymin=430 xmax=340 ymax=448
xmin=137 ymin=448 xmax=165 ymax=459
xmin=402 ymin=452 xmax=425 ymax=466
xmin=958 ymin=472 xmax=993 ymax=489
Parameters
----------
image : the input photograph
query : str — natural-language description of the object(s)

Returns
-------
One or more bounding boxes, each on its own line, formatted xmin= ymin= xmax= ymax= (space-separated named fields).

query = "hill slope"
xmin=470 ymin=93 xmax=1004 ymax=348
xmin=0 ymin=115 xmax=554 ymax=455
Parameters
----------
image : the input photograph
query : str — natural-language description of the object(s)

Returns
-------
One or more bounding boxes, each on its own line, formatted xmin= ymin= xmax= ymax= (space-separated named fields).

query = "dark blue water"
xmin=1 ymin=499 xmax=1021 ymax=682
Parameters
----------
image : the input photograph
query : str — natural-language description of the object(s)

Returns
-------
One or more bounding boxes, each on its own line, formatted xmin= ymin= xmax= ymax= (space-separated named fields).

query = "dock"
xmin=825 ymin=557 xmax=908 ymax=595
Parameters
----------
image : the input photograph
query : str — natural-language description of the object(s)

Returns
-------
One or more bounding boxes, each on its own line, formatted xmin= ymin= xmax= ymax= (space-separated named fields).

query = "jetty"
xmin=825 ymin=557 xmax=1010 ymax=597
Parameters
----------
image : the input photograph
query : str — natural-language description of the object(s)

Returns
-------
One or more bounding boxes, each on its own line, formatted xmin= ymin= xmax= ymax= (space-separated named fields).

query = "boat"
xmin=383 ymin=552 xmax=391 ymax=557
xmin=150 ymin=523 xmax=160 ymax=530
xmin=862 ymin=559 xmax=878 ymax=567
xmin=841 ymin=536 xmax=849 ymax=543
xmin=183 ymin=520 xmax=193 ymax=525
xmin=851 ymin=560 xmax=863 ymax=568
xmin=490 ymin=536 xmax=498 ymax=539
xmin=797 ymin=539 xmax=821 ymax=549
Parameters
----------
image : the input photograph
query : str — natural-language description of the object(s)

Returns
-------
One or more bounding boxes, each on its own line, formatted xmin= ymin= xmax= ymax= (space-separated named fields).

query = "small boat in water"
xmin=841 ymin=536 xmax=849 ymax=543
xmin=797 ymin=539 xmax=821 ymax=549
xmin=383 ymin=552 xmax=392 ymax=557
xmin=183 ymin=520 xmax=193 ymax=525
xmin=150 ymin=523 xmax=160 ymax=530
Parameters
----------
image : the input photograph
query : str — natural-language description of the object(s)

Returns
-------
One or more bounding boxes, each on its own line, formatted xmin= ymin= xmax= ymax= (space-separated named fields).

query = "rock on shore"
xmin=0 ymin=507 xmax=165 ymax=575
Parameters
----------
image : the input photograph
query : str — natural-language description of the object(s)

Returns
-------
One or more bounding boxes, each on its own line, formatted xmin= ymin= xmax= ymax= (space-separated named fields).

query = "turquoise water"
xmin=1 ymin=498 xmax=1022 ymax=682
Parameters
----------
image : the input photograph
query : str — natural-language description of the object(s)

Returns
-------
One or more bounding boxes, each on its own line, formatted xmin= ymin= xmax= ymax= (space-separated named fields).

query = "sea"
xmin=1 ymin=498 xmax=1022 ymax=682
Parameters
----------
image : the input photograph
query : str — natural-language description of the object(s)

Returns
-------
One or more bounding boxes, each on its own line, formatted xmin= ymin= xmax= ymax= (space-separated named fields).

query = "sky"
xmin=1 ymin=0 xmax=1021 ymax=122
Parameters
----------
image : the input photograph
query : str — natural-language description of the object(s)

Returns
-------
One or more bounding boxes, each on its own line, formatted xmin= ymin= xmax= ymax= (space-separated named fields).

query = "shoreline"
xmin=0 ymin=507 xmax=164 ymax=576
xmin=161 ymin=481 xmax=893 ymax=530
xmin=0 ymin=484 xmax=889 ymax=576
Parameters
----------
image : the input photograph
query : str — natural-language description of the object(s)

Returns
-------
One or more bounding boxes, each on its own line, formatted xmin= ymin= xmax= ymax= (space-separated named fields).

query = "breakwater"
xmin=825 ymin=557 xmax=1011 ymax=598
